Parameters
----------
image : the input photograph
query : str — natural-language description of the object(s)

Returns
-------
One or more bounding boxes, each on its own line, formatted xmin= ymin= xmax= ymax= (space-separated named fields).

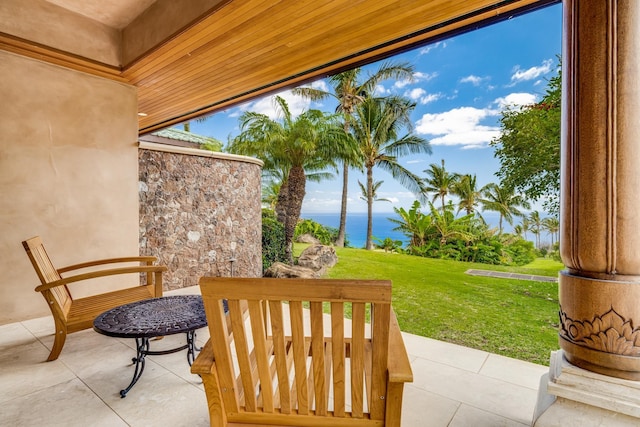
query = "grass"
xmin=296 ymin=245 xmax=563 ymax=366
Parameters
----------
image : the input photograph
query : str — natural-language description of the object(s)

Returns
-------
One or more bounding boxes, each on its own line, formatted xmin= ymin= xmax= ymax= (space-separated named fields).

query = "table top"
xmin=93 ymin=295 xmax=207 ymax=339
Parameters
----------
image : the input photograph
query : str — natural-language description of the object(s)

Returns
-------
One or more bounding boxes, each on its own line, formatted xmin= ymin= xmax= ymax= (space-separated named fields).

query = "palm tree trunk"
xmin=275 ymin=179 xmax=289 ymax=224
xmin=335 ymin=162 xmax=349 ymax=247
xmin=366 ymin=166 xmax=374 ymax=250
xmin=284 ymin=166 xmax=306 ymax=264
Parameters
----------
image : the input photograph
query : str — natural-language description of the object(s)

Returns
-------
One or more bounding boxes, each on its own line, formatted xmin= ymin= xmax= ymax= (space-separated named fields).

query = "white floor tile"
xmin=450 ymin=404 xmax=530 ymax=427
xmin=0 ymin=378 xmax=127 ymax=427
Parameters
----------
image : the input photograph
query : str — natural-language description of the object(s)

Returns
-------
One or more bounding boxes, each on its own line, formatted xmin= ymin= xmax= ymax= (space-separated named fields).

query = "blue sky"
xmin=188 ymin=3 xmax=562 ymax=215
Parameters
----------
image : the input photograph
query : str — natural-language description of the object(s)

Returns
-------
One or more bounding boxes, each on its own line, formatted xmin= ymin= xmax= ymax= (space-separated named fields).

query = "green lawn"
xmin=302 ymin=245 xmax=563 ymax=366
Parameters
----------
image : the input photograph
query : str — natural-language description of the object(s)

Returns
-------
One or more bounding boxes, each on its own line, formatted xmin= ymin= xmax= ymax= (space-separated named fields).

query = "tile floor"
xmin=0 ymin=286 xmax=550 ymax=426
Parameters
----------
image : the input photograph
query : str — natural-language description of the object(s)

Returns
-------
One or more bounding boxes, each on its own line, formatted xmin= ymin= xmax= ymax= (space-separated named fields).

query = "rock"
xmin=296 ymin=233 xmax=321 ymax=244
xmin=264 ymin=262 xmax=320 ymax=278
xmin=297 ymin=245 xmax=338 ymax=273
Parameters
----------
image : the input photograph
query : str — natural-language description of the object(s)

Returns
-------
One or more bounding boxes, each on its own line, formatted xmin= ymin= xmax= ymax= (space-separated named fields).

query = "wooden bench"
xmin=22 ymin=236 xmax=167 ymax=361
xmin=192 ymin=277 xmax=413 ymax=427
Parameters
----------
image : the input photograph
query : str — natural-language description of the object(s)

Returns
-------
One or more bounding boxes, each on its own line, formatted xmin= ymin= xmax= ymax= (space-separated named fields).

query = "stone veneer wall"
xmin=139 ymin=142 xmax=263 ymax=289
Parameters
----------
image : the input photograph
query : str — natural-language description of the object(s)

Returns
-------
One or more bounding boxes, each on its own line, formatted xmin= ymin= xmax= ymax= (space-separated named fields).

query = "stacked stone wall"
xmin=139 ymin=145 xmax=262 ymax=289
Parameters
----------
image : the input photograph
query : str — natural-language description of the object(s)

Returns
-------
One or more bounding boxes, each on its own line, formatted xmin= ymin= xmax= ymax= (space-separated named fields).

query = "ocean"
xmin=300 ymin=212 xmax=408 ymax=248
xmin=301 ymin=211 xmax=512 ymax=249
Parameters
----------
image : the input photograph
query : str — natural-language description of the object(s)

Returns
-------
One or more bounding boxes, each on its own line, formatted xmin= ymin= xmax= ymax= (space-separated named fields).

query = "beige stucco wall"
xmin=0 ymin=51 xmax=139 ymax=324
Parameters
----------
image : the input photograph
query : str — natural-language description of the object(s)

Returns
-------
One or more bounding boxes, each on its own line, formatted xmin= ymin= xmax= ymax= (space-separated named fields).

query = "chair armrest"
xmin=388 ymin=309 xmax=413 ymax=384
xmin=35 ymin=265 xmax=167 ymax=292
xmin=57 ymin=256 xmax=158 ymax=274
xmin=191 ymin=339 xmax=215 ymax=375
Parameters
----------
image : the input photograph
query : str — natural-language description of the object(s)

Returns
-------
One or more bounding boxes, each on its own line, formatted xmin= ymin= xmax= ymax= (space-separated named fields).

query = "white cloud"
xmin=374 ymin=84 xmax=389 ymax=96
xmin=394 ymin=71 xmax=438 ymax=89
xmin=310 ymin=80 xmax=329 ymax=92
xmin=229 ymin=89 xmax=312 ymax=119
xmin=406 ymin=159 xmax=425 ymax=165
xmin=460 ymin=75 xmax=485 ymax=86
xmin=494 ymin=92 xmax=538 ymax=109
xmin=419 ymin=41 xmax=447 ymax=55
xmin=404 ymin=88 xmax=443 ymax=104
xmin=415 ymin=106 xmax=500 ymax=148
xmin=511 ymin=59 xmax=553 ymax=83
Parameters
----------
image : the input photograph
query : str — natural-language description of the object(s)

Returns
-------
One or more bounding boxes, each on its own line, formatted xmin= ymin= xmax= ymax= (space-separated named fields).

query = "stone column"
xmin=559 ymin=0 xmax=640 ymax=381
xmin=534 ymin=1 xmax=640 ymax=424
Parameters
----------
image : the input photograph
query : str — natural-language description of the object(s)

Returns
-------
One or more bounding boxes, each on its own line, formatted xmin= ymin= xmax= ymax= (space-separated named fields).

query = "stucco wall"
xmin=139 ymin=143 xmax=263 ymax=287
xmin=0 ymin=51 xmax=139 ymax=324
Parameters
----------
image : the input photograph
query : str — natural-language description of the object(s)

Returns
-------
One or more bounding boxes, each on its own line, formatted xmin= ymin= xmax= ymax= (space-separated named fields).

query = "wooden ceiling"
xmin=3 ymin=0 xmax=556 ymax=135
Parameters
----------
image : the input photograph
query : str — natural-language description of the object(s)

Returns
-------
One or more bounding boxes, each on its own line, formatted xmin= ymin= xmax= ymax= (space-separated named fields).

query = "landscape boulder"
xmin=264 ymin=262 xmax=319 ymax=278
xmin=297 ymin=244 xmax=338 ymax=273
xmin=296 ymin=233 xmax=321 ymax=244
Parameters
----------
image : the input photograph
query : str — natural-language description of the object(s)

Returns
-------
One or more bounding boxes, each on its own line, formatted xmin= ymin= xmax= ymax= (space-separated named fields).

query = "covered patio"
xmin=0 ymin=286 xmax=547 ymax=427
xmin=2 ymin=0 xmax=640 ymax=425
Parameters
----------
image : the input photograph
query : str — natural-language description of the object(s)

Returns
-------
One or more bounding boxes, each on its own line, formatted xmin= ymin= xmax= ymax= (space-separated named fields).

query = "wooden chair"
xmin=22 ymin=236 xmax=166 ymax=361
xmin=192 ymin=277 xmax=413 ymax=427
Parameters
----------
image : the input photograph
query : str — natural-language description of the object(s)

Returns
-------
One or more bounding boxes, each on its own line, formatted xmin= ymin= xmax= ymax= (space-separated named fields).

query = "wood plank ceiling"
xmin=3 ymin=0 xmax=556 ymax=134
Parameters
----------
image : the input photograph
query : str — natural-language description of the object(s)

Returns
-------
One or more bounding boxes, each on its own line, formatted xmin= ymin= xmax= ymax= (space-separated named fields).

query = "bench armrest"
xmin=388 ymin=309 xmax=413 ymax=384
xmin=57 ymin=256 xmax=158 ymax=274
xmin=191 ymin=339 xmax=215 ymax=375
xmin=35 ymin=265 xmax=167 ymax=292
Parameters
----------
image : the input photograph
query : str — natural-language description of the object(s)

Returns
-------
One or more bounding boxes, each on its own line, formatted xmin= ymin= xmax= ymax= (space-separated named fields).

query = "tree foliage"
xmin=292 ymin=61 xmax=415 ymax=247
xmin=351 ymin=95 xmax=431 ymax=250
xmin=389 ymin=201 xmax=535 ymax=266
xmin=228 ymin=96 xmax=345 ymax=263
xmin=479 ymin=183 xmax=531 ymax=234
xmin=491 ymin=63 xmax=561 ymax=215
xmin=261 ymin=209 xmax=286 ymax=272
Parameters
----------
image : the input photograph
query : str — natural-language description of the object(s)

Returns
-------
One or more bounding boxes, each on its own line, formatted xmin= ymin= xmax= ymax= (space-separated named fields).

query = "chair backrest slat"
xmin=309 ymin=301 xmax=327 ymax=415
xmin=199 ymin=277 xmax=393 ymax=425
xmin=350 ymin=302 xmax=366 ymax=418
xmin=331 ymin=302 xmax=346 ymax=417
xmin=22 ymin=236 xmax=71 ymax=309
xmin=228 ymin=299 xmax=256 ymax=411
xmin=370 ymin=302 xmax=391 ymax=420
xmin=268 ymin=300 xmax=292 ymax=414
xmin=248 ymin=300 xmax=274 ymax=413
xmin=289 ymin=300 xmax=309 ymax=415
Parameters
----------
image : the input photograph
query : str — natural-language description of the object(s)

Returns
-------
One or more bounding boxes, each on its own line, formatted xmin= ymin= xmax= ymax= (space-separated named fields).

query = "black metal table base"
xmin=120 ymin=330 xmax=200 ymax=398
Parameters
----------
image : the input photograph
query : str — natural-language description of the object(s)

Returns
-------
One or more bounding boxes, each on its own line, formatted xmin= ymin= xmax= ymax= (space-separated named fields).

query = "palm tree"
xmin=529 ymin=211 xmax=543 ymax=249
xmin=451 ymin=173 xmax=487 ymax=217
xmin=521 ymin=217 xmax=531 ymax=241
xmin=350 ymin=96 xmax=431 ymax=249
xmin=479 ymin=184 xmax=531 ymax=234
xmin=423 ymin=159 xmax=456 ymax=212
xmin=228 ymin=96 xmax=342 ymax=263
xmin=542 ymin=216 xmax=560 ymax=246
xmin=358 ymin=180 xmax=391 ymax=204
xmin=514 ymin=224 xmax=524 ymax=237
xmin=292 ymin=62 xmax=415 ymax=247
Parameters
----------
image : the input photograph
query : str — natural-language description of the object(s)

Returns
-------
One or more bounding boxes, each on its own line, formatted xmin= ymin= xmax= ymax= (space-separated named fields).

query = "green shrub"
xmin=502 ymin=238 xmax=537 ymax=266
xmin=262 ymin=209 xmax=286 ymax=272
xmin=295 ymin=218 xmax=341 ymax=246
xmin=549 ymin=242 xmax=561 ymax=262
xmin=373 ymin=236 xmax=403 ymax=253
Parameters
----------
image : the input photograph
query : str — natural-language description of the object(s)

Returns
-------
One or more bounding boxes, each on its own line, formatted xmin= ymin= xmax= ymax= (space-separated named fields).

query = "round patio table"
xmin=93 ymin=295 xmax=207 ymax=397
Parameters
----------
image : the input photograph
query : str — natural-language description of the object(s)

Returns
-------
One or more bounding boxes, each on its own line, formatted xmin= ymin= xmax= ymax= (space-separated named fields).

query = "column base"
xmin=533 ymin=350 xmax=640 ymax=426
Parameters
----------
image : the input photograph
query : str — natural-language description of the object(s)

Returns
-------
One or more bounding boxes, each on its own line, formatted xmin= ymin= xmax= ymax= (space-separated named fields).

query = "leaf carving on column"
xmin=559 ymin=307 xmax=640 ymax=356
